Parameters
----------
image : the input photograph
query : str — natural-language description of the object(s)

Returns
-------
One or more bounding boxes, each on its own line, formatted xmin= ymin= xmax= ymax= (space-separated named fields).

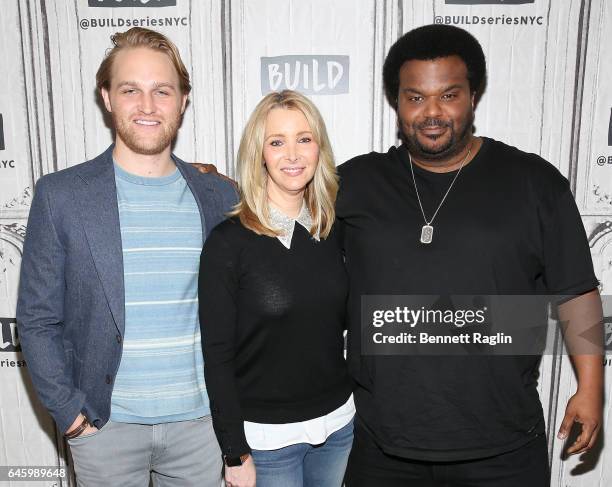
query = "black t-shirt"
xmin=199 ymin=217 xmax=352 ymax=457
xmin=336 ymin=137 xmax=599 ymax=461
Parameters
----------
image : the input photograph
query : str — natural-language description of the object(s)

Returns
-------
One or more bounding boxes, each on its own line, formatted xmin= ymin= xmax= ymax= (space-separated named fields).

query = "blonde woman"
xmin=198 ymin=90 xmax=354 ymax=487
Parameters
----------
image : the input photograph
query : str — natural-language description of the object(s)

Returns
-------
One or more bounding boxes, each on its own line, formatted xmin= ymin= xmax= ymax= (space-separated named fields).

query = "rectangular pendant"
xmin=420 ymin=224 xmax=434 ymax=244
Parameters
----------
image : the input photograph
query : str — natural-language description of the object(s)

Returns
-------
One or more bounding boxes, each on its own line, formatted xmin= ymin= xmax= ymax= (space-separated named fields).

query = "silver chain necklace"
xmin=408 ymin=145 xmax=472 ymax=244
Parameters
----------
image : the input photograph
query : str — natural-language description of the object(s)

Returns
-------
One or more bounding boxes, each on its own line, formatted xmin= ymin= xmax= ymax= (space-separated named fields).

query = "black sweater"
xmin=198 ymin=217 xmax=352 ymax=457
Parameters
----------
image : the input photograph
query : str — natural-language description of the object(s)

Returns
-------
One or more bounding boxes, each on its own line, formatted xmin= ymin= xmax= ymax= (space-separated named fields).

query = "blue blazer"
xmin=16 ymin=146 xmax=238 ymax=433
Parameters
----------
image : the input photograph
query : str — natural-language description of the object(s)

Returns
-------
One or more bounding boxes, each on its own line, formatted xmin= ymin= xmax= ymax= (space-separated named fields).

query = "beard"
xmin=113 ymin=112 xmax=181 ymax=156
xmin=399 ymin=110 xmax=474 ymax=162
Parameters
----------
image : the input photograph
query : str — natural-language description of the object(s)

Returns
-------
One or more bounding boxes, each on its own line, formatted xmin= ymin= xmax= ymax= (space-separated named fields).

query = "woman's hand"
xmin=225 ymin=455 xmax=256 ymax=487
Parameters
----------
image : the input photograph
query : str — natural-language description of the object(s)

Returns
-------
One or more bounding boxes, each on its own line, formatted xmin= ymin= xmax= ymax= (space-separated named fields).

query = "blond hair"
xmin=232 ymin=90 xmax=338 ymax=239
xmin=96 ymin=27 xmax=191 ymax=94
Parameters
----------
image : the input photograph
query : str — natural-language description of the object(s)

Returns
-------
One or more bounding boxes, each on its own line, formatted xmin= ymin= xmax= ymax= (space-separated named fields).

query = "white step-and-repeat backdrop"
xmin=0 ymin=1 xmax=610 ymax=486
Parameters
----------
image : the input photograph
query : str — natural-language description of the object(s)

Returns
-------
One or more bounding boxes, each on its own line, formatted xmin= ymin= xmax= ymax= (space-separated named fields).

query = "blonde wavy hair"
xmin=231 ymin=90 xmax=338 ymax=239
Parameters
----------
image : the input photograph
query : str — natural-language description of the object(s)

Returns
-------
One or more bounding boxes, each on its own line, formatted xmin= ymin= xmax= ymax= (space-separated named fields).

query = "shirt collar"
xmin=269 ymin=202 xmax=320 ymax=249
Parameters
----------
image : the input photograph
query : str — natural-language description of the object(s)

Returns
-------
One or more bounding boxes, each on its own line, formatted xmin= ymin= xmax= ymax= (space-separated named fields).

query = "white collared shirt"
xmin=269 ymin=202 xmax=320 ymax=249
xmin=244 ymin=394 xmax=355 ymax=450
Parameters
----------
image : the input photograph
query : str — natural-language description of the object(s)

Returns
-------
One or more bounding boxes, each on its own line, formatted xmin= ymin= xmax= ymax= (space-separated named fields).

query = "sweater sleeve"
xmin=199 ymin=225 xmax=250 ymax=457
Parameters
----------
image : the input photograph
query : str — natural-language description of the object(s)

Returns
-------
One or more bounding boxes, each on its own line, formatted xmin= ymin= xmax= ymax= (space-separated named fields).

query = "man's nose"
xmin=138 ymin=92 xmax=155 ymax=114
xmin=423 ymin=98 xmax=443 ymax=119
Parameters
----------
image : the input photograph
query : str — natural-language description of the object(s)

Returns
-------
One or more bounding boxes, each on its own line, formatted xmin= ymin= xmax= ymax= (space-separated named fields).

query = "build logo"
xmin=0 ymin=318 xmax=19 ymax=353
xmin=261 ymin=55 xmax=349 ymax=96
xmin=446 ymin=0 xmax=535 ymax=4
xmin=88 ymin=0 xmax=176 ymax=7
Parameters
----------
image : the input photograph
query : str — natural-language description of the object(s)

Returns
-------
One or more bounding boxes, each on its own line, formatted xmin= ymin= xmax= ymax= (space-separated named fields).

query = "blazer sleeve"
xmin=199 ymin=225 xmax=250 ymax=457
xmin=16 ymin=177 xmax=86 ymax=434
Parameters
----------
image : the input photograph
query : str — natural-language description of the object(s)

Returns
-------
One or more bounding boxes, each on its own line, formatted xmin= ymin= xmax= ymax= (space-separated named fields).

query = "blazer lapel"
xmin=71 ymin=151 xmax=224 ymax=337
xmin=74 ymin=147 xmax=125 ymax=335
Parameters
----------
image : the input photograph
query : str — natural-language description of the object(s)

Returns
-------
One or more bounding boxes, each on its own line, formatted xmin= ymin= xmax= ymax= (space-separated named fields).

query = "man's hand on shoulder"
xmin=191 ymin=162 xmax=237 ymax=189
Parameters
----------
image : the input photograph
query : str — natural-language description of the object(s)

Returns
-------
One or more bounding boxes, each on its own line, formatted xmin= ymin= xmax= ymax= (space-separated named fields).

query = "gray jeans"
xmin=67 ymin=416 xmax=222 ymax=487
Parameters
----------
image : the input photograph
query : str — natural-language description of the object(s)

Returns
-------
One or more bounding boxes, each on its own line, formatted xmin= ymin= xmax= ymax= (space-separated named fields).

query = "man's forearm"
xmin=18 ymin=320 xmax=86 ymax=433
xmin=556 ymin=289 xmax=604 ymax=452
xmin=558 ymin=289 xmax=604 ymax=359
xmin=570 ymin=354 xmax=603 ymax=393
xmin=560 ymin=289 xmax=604 ymax=390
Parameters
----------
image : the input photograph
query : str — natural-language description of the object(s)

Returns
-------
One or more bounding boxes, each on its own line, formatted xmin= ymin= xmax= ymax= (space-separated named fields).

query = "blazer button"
xmin=105 ymin=374 xmax=112 ymax=384
xmin=116 ymin=334 xmax=122 ymax=343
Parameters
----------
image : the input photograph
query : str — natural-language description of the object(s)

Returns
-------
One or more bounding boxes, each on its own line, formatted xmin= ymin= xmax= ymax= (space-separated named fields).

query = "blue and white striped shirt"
xmin=110 ymin=162 xmax=209 ymax=423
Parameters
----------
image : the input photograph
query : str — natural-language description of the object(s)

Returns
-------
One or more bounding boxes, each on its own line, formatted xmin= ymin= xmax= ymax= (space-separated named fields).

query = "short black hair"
xmin=383 ymin=24 xmax=487 ymax=110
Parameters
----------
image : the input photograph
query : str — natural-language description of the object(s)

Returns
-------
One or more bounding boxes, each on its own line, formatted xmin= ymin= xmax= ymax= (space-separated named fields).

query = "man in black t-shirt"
xmin=338 ymin=25 xmax=604 ymax=487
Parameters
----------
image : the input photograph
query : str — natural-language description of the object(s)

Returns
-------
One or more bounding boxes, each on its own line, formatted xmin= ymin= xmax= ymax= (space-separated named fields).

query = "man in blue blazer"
xmin=17 ymin=27 xmax=236 ymax=486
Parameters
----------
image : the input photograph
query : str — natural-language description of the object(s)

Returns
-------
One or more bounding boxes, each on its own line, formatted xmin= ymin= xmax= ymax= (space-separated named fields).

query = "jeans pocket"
xmin=67 ymin=420 xmax=110 ymax=444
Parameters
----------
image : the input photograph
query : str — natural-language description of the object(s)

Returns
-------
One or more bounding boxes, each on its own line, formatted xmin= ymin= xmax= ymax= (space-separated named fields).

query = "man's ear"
xmin=101 ymin=87 xmax=112 ymax=113
xmin=470 ymin=92 xmax=476 ymax=111
xmin=181 ymin=94 xmax=188 ymax=115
